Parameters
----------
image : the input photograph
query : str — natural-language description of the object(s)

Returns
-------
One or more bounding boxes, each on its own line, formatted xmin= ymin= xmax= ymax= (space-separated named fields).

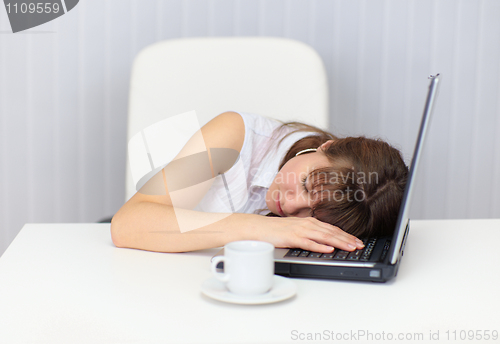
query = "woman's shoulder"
xmin=202 ymin=111 xmax=245 ymax=153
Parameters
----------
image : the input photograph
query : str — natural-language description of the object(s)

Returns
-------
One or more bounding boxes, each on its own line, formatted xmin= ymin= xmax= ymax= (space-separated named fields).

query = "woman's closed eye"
xmin=301 ymin=174 xmax=320 ymax=205
xmin=301 ymin=175 xmax=309 ymax=192
xmin=301 ymin=175 xmax=317 ymax=197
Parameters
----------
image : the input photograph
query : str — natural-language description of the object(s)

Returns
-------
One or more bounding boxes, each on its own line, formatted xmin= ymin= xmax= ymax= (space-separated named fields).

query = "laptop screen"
xmin=388 ymin=74 xmax=441 ymax=264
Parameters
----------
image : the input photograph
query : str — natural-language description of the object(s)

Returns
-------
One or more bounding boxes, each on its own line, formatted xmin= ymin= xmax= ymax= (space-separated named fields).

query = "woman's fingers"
xmin=304 ymin=227 xmax=361 ymax=252
xmin=295 ymin=238 xmax=335 ymax=254
xmin=305 ymin=218 xmax=364 ymax=250
xmin=264 ymin=216 xmax=364 ymax=253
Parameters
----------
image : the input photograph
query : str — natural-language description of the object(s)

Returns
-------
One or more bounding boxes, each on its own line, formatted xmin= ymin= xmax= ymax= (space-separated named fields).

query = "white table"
xmin=0 ymin=220 xmax=499 ymax=344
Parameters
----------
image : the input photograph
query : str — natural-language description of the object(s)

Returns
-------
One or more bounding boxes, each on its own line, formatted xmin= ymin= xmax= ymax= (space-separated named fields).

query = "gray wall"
xmin=1 ymin=0 xmax=499 ymax=257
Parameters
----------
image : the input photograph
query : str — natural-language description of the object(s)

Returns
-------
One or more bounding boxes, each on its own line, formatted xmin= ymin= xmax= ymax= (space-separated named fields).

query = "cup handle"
xmin=211 ymin=256 xmax=230 ymax=282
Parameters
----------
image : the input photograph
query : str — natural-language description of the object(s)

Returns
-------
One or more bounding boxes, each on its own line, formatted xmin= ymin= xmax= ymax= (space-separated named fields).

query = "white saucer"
xmin=201 ymin=275 xmax=297 ymax=305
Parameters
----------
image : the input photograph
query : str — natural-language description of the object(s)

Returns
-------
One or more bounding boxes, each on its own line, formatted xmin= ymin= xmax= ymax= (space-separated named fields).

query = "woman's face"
xmin=265 ymin=146 xmax=332 ymax=217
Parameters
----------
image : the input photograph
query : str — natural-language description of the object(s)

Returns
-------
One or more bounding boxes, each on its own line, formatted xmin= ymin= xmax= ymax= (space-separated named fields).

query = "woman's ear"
xmin=318 ymin=140 xmax=335 ymax=151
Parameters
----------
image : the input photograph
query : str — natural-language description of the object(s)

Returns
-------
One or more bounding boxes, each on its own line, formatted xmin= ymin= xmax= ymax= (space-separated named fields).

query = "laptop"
xmin=213 ymin=74 xmax=441 ymax=282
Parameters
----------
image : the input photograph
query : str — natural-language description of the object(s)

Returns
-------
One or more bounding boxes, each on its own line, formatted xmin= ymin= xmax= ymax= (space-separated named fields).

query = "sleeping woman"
xmin=111 ymin=111 xmax=408 ymax=254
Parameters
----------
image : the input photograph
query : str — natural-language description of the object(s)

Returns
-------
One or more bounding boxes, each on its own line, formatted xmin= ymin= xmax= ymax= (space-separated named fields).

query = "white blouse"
xmin=193 ymin=111 xmax=317 ymax=215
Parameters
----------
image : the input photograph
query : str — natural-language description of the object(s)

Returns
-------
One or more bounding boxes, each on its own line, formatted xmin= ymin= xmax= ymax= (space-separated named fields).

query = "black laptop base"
xmin=275 ymin=261 xmax=399 ymax=283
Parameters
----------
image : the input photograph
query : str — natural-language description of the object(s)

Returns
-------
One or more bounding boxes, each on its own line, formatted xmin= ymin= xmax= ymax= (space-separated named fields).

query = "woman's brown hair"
xmin=268 ymin=122 xmax=409 ymax=238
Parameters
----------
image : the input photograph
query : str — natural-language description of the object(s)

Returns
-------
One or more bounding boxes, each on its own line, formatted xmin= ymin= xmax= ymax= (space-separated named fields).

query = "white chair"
xmin=125 ymin=37 xmax=329 ymax=201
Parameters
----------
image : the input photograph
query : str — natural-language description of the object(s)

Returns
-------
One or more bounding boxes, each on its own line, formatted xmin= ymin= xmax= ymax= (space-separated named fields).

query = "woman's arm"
xmin=111 ymin=111 xmax=246 ymax=251
xmin=111 ymin=198 xmax=363 ymax=253
xmin=111 ymin=112 xmax=364 ymax=253
xmin=111 ymin=195 xmax=262 ymax=252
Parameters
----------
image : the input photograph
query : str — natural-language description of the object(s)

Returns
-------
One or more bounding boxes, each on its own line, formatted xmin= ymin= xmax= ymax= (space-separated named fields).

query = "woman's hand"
xmin=253 ymin=216 xmax=365 ymax=253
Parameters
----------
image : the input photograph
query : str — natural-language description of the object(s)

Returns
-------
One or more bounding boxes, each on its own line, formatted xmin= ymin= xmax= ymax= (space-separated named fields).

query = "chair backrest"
xmin=126 ymin=37 xmax=329 ymax=201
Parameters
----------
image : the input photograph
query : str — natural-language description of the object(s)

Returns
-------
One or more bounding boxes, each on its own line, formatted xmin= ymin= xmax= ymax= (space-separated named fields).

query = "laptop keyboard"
xmin=284 ymin=238 xmax=379 ymax=262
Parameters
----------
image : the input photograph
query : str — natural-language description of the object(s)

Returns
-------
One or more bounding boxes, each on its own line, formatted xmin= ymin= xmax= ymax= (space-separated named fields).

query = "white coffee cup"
xmin=211 ymin=240 xmax=275 ymax=295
